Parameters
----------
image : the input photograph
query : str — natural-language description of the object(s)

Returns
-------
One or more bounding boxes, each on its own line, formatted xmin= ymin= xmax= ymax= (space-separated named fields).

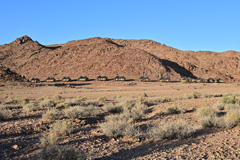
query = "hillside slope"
xmin=0 ymin=36 xmax=239 ymax=82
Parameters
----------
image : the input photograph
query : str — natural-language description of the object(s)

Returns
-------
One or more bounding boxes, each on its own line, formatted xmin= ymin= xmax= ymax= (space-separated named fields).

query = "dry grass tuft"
xmin=0 ymin=107 xmax=11 ymax=121
xmin=196 ymin=107 xmax=218 ymax=118
xmin=166 ymin=105 xmax=182 ymax=114
xmin=103 ymin=104 xmax=123 ymax=114
xmin=149 ymin=120 xmax=195 ymax=140
xmin=39 ymin=99 xmax=55 ymax=108
xmin=42 ymin=109 xmax=59 ymax=120
xmin=50 ymin=121 xmax=73 ymax=136
xmin=23 ymin=103 xmax=38 ymax=112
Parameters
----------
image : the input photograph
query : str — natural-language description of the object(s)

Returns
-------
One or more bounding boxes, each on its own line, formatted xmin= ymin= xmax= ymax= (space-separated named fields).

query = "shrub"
xmin=196 ymin=107 xmax=218 ymax=118
xmin=202 ymin=93 xmax=213 ymax=98
xmin=130 ymin=103 xmax=148 ymax=121
xmin=199 ymin=117 xmax=226 ymax=128
xmin=149 ymin=120 xmax=195 ymax=140
xmin=224 ymin=104 xmax=240 ymax=110
xmin=42 ymin=109 xmax=59 ymax=120
xmin=161 ymin=97 xmax=172 ymax=103
xmin=221 ymin=96 xmax=240 ymax=104
xmin=224 ymin=109 xmax=240 ymax=127
xmin=123 ymin=100 xmax=137 ymax=110
xmin=23 ymin=103 xmax=38 ymax=112
xmin=65 ymin=105 xmax=100 ymax=119
xmin=56 ymin=102 xmax=70 ymax=109
xmin=84 ymin=100 xmax=99 ymax=106
xmin=65 ymin=106 xmax=85 ymax=119
xmin=214 ymin=103 xmax=225 ymax=110
xmin=100 ymin=113 xmax=131 ymax=139
xmin=0 ymin=108 xmax=10 ymax=120
xmin=166 ymin=105 xmax=182 ymax=114
xmin=39 ymin=99 xmax=55 ymax=107
xmin=5 ymin=97 xmax=17 ymax=104
xmin=104 ymin=104 xmax=123 ymax=114
xmin=36 ymin=144 xmax=85 ymax=160
xmin=50 ymin=121 xmax=73 ymax=136
xmin=40 ymin=132 xmax=59 ymax=148
xmin=17 ymin=97 xmax=30 ymax=105
xmin=98 ymin=96 xmax=107 ymax=102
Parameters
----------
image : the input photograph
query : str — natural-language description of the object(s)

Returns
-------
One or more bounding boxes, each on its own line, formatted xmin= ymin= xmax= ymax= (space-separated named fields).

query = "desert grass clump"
xmin=224 ymin=109 xmax=240 ymax=127
xmin=84 ymin=100 xmax=100 ymax=106
xmin=65 ymin=105 xmax=100 ymax=119
xmin=199 ymin=117 xmax=226 ymax=128
xmin=196 ymin=107 xmax=218 ymax=118
xmin=23 ymin=103 xmax=38 ymax=112
xmin=0 ymin=108 xmax=10 ymax=121
xmin=221 ymin=95 xmax=240 ymax=105
xmin=5 ymin=97 xmax=17 ymax=104
xmin=42 ymin=109 xmax=59 ymax=120
xmin=123 ymin=99 xmax=137 ymax=110
xmin=56 ymin=102 xmax=70 ymax=109
xmin=40 ymin=132 xmax=59 ymax=148
xmin=38 ymin=133 xmax=85 ymax=160
xmin=166 ymin=105 xmax=182 ymax=114
xmin=36 ymin=144 xmax=85 ymax=160
xmin=39 ymin=99 xmax=55 ymax=108
xmin=129 ymin=102 xmax=148 ymax=121
xmin=103 ymin=104 xmax=123 ymax=114
xmin=98 ymin=96 xmax=107 ymax=102
xmin=17 ymin=97 xmax=30 ymax=105
xmin=213 ymin=103 xmax=225 ymax=110
xmin=149 ymin=120 xmax=195 ymax=140
xmin=202 ymin=93 xmax=213 ymax=98
xmin=65 ymin=106 xmax=85 ymax=119
xmin=224 ymin=104 xmax=240 ymax=110
xmin=50 ymin=121 xmax=73 ymax=136
xmin=100 ymin=113 xmax=131 ymax=139
xmin=161 ymin=97 xmax=172 ymax=103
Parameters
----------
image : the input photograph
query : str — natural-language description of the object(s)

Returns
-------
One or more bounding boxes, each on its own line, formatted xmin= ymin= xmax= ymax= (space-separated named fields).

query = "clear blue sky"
xmin=1 ymin=0 xmax=240 ymax=52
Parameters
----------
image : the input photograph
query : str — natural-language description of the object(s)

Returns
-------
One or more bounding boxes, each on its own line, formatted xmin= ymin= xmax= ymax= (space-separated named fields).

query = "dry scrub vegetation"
xmin=1 ymin=83 xmax=240 ymax=159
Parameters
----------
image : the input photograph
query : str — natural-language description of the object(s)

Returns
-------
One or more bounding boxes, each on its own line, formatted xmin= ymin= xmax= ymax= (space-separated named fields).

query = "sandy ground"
xmin=0 ymin=81 xmax=240 ymax=159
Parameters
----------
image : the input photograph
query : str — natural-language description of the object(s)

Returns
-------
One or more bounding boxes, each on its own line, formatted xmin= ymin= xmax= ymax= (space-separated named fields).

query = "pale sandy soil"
xmin=0 ymin=81 xmax=240 ymax=159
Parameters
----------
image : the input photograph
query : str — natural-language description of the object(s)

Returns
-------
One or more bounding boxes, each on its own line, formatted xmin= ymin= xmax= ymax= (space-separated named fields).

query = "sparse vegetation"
xmin=199 ymin=117 xmax=226 ymax=128
xmin=50 ymin=121 xmax=73 ymax=136
xmin=196 ymin=107 xmax=218 ymax=118
xmin=224 ymin=109 xmax=240 ymax=127
xmin=149 ymin=120 xmax=195 ymax=140
xmin=65 ymin=105 xmax=100 ymax=119
xmin=103 ymin=104 xmax=123 ymax=114
xmin=214 ymin=103 xmax=225 ymax=110
xmin=23 ymin=103 xmax=38 ymax=112
xmin=130 ymin=102 xmax=148 ymax=121
xmin=39 ymin=99 xmax=55 ymax=107
xmin=166 ymin=105 xmax=182 ymax=114
xmin=0 ymin=107 xmax=10 ymax=120
xmin=42 ymin=109 xmax=59 ymax=120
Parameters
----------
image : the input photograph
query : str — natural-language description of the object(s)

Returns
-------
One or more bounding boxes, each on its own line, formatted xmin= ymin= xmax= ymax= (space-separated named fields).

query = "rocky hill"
xmin=0 ymin=66 xmax=26 ymax=82
xmin=0 ymin=35 xmax=239 ymax=82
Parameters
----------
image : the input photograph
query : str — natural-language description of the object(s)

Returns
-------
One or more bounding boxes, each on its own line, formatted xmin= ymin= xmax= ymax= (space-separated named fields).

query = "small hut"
xmin=31 ymin=78 xmax=40 ymax=83
xmin=115 ymin=76 xmax=126 ymax=81
xmin=196 ymin=78 xmax=205 ymax=83
xmin=207 ymin=78 xmax=215 ymax=83
xmin=139 ymin=76 xmax=150 ymax=82
xmin=62 ymin=77 xmax=71 ymax=82
xmin=97 ymin=76 xmax=108 ymax=81
xmin=159 ymin=77 xmax=170 ymax=82
xmin=46 ymin=77 xmax=56 ymax=82
xmin=216 ymin=78 xmax=224 ymax=83
xmin=78 ymin=76 xmax=89 ymax=81
xmin=181 ymin=77 xmax=191 ymax=83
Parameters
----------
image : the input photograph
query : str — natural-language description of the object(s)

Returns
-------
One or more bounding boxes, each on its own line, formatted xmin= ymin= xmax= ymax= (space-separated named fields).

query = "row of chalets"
xmin=181 ymin=77 xmax=224 ymax=83
xmin=31 ymin=76 xmax=225 ymax=83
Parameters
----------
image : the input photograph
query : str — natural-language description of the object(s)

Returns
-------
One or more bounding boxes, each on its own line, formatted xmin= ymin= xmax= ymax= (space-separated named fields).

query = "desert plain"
xmin=0 ymin=80 xmax=240 ymax=159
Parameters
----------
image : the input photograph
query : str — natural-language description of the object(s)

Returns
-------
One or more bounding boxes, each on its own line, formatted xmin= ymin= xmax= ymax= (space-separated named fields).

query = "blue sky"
xmin=1 ymin=0 xmax=240 ymax=52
